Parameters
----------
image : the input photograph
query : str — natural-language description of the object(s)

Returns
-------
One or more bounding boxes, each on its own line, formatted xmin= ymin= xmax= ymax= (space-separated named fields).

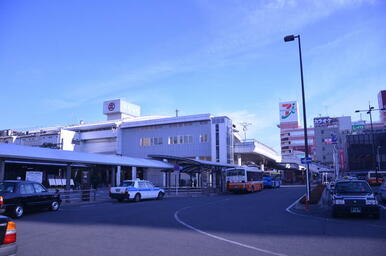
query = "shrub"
xmin=299 ymin=184 xmax=325 ymax=204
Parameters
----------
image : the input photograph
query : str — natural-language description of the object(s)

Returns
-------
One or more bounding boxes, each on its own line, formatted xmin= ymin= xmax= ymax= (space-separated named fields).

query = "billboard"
xmin=279 ymin=101 xmax=299 ymax=123
xmin=103 ymin=99 xmax=141 ymax=117
xmin=313 ymin=117 xmax=338 ymax=128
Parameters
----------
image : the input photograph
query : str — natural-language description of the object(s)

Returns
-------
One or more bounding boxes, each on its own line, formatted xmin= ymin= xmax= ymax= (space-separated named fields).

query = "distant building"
xmin=346 ymin=128 xmax=386 ymax=172
xmin=313 ymin=116 xmax=352 ymax=170
xmin=278 ymin=101 xmax=315 ymax=160
xmin=378 ymin=90 xmax=386 ymax=123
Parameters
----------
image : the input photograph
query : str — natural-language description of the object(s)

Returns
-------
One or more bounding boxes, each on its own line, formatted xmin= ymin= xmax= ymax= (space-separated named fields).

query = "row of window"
xmin=139 ymin=137 xmax=163 ymax=146
xmin=139 ymin=134 xmax=209 ymax=147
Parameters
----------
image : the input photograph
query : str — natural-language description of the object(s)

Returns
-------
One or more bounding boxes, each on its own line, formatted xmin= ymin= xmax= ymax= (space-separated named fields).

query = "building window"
xmin=168 ymin=135 xmax=192 ymax=145
xmin=140 ymin=137 xmax=163 ymax=146
xmin=140 ymin=138 xmax=151 ymax=146
xmin=199 ymin=134 xmax=208 ymax=143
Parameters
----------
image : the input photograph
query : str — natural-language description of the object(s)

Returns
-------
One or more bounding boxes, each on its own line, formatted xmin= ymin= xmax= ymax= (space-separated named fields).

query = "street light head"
xmin=355 ymin=110 xmax=360 ymax=113
xmin=284 ymin=35 xmax=295 ymax=42
xmin=370 ymin=106 xmax=374 ymax=110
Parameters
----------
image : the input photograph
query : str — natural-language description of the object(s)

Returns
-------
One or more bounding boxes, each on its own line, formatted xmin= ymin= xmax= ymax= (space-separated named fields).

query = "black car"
xmin=330 ymin=179 xmax=380 ymax=219
xmin=0 ymin=180 xmax=61 ymax=218
xmin=0 ymin=215 xmax=17 ymax=256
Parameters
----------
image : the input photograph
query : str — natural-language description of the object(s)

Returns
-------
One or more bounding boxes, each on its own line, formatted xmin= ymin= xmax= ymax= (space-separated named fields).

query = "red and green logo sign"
xmin=281 ymin=103 xmax=296 ymax=119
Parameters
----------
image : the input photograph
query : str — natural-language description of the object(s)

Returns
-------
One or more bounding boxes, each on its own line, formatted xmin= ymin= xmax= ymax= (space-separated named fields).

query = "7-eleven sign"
xmin=279 ymin=101 xmax=299 ymax=123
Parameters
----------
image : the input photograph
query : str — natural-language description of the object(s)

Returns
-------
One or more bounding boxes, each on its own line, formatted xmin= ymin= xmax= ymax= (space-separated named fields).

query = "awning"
xmin=0 ymin=144 xmax=173 ymax=169
xmin=148 ymin=155 xmax=237 ymax=173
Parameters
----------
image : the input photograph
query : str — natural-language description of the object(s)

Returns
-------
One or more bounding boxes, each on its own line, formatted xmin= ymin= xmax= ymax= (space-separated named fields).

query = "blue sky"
xmin=1 ymin=0 xmax=385 ymax=152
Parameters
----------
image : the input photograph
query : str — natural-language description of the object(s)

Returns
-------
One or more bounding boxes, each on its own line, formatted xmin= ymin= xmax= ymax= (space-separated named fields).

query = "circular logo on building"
xmin=108 ymin=102 xmax=115 ymax=111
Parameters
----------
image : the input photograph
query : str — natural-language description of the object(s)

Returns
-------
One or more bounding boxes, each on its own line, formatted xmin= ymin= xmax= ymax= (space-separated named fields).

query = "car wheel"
xmin=157 ymin=192 xmax=164 ymax=200
xmin=134 ymin=193 xmax=141 ymax=202
xmin=50 ymin=201 xmax=60 ymax=211
xmin=13 ymin=205 xmax=24 ymax=219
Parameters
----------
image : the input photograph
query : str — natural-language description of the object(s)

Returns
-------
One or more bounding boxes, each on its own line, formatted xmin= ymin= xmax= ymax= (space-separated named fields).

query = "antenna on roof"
xmin=239 ymin=122 xmax=252 ymax=141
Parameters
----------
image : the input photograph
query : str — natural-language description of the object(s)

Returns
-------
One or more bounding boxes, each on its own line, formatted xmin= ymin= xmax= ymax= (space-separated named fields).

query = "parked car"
xmin=0 ymin=180 xmax=62 ymax=218
xmin=0 ymin=215 xmax=17 ymax=256
xmin=110 ymin=179 xmax=165 ymax=202
xmin=330 ymin=179 xmax=380 ymax=219
xmin=379 ymin=180 xmax=386 ymax=202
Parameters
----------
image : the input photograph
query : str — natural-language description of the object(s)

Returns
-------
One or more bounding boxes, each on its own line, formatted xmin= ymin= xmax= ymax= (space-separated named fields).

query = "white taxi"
xmin=109 ymin=179 xmax=165 ymax=202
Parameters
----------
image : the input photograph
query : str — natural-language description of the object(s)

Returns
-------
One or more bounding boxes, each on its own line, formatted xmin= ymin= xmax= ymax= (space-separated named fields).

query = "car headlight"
xmin=366 ymin=199 xmax=378 ymax=205
xmin=333 ymin=199 xmax=345 ymax=205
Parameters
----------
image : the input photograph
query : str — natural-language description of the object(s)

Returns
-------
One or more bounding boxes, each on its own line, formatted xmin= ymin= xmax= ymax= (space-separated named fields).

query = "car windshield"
xmin=121 ymin=181 xmax=135 ymax=187
xmin=0 ymin=182 xmax=16 ymax=193
xmin=335 ymin=182 xmax=372 ymax=194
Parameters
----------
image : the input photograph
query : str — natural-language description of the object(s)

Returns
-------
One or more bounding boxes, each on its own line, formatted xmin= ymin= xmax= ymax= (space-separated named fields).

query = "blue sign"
xmin=301 ymin=157 xmax=312 ymax=164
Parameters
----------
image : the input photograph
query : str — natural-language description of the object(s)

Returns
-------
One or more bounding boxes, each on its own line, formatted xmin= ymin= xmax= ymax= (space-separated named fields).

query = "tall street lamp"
xmin=284 ymin=34 xmax=311 ymax=202
xmin=355 ymin=105 xmax=386 ymax=184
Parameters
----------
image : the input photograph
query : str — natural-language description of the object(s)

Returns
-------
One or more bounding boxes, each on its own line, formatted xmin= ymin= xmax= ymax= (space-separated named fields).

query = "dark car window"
xmin=20 ymin=184 xmax=36 ymax=194
xmin=0 ymin=182 xmax=16 ymax=193
xmin=336 ymin=182 xmax=372 ymax=194
xmin=121 ymin=181 xmax=135 ymax=187
xmin=33 ymin=183 xmax=47 ymax=193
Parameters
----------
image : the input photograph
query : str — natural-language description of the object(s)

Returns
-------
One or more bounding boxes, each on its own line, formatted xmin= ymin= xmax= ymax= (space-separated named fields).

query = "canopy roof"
xmin=149 ymin=155 xmax=237 ymax=173
xmin=0 ymin=144 xmax=173 ymax=169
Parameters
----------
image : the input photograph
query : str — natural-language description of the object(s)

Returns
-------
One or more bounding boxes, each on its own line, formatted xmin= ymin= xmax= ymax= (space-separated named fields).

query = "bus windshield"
xmin=227 ymin=169 xmax=245 ymax=176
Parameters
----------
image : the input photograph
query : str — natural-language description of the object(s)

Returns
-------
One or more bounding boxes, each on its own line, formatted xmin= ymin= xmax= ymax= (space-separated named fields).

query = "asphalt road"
xmin=15 ymin=187 xmax=386 ymax=256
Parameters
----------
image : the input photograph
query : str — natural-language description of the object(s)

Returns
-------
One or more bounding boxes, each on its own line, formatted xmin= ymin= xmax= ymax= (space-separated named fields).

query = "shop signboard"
xmin=314 ymin=117 xmax=338 ymax=128
xmin=26 ymin=171 xmax=43 ymax=184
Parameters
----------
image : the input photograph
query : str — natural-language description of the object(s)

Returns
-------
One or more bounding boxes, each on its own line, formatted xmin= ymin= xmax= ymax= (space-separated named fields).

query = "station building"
xmin=0 ymin=99 xmax=280 ymax=189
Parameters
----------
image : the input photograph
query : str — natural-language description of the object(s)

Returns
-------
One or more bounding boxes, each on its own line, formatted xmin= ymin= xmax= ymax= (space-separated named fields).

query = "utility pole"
xmin=239 ymin=122 xmax=252 ymax=141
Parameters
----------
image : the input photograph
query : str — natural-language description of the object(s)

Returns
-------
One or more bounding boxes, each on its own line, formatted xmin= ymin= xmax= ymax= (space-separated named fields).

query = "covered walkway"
xmin=149 ymin=155 xmax=237 ymax=191
xmin=0 ymin=144 xmax=173 ymax=189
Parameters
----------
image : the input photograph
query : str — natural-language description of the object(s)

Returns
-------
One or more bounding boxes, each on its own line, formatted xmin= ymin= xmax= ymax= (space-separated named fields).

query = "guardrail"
xmin=51 ymin=188 xmax=110 ymax=203
xmin=162 ymin=187 xmax=222 ymax=196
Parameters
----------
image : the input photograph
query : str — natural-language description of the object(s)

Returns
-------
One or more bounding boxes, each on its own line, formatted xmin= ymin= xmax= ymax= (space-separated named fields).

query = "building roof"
xmin=148 ymin=155 xmax=237 ymax=169
xmin=121 ymin=114 xmax=212 ymax=128
xmin=0 ymin=144 xmax=173 ymax=169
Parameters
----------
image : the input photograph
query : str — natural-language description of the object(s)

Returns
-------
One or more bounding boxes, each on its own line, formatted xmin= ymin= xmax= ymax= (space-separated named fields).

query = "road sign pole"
xmin=306 ymin=163 xmax=310 ymax=202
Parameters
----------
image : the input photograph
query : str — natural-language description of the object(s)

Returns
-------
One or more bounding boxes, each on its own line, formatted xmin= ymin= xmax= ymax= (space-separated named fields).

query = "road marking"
xmin=174 ymin=200 xmax=288 ymax=256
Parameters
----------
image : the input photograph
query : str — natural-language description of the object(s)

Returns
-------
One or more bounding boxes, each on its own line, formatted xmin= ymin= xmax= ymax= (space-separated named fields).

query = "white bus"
xmin=226 ymin=166 xmax=264 ymax=193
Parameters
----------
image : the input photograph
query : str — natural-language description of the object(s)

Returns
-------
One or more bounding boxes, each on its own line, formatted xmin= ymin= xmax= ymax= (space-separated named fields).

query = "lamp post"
xmin=284 ymin=34 xmax=311 ymax=202
xmin=355 ymin=105 xmax=386 ymax=184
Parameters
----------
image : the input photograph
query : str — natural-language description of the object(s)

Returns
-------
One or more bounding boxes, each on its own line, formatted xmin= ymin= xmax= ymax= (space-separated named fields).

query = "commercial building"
xmin=346 ymin=128 xmax=386 ymax=172
xmin=378 ymin=90 xmax=386 ymax=123
xmin=278 ymin=101 xmax=315 ymax=160
xmin=313 ymin=116 xmax=352 ymax=173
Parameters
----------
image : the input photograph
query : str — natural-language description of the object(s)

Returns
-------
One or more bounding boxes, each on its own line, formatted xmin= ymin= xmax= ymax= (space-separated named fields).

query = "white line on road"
xmin=174 ymin=200 xmax=288 ymax=256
